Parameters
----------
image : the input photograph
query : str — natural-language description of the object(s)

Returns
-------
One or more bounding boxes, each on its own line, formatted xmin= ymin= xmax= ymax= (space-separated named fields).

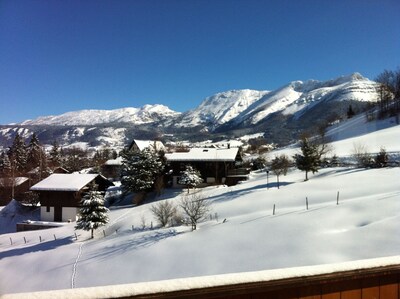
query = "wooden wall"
xmin=119 ymin=265 xmax=400 ymax=299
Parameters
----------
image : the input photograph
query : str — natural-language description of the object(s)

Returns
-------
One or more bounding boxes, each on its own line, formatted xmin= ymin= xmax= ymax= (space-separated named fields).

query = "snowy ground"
xmin=0 ymin=115 xmax=399 ymax=295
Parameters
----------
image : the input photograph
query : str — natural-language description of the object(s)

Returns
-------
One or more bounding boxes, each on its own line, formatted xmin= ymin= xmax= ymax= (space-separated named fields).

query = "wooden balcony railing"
xmin=2 ymin=256 xmax=400 ymax=299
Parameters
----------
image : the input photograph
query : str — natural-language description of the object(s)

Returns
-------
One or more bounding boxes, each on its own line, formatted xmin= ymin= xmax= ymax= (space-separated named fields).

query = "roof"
xmin=0 ymin=177 xmax=29 ymax=187
xmin=104 ymin=156 xmax=123 ymax=166
xmin=165 ymin=148 xmax=240 ymax=162
xmin=30 ymin=174 xmax=101 ymax=192
xmin=130 ymin=140 xmax=165 ymax=151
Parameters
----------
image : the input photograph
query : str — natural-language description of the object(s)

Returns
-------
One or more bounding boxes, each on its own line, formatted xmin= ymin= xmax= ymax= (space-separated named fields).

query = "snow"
xmin=165 ymin=147 xmax=239 ymax=161
xmin=131 ymin=140 xmax=165 ymax=152
xmin=178 ymin=89 xmax=269 ymax=128
xmin=30 ymin=174 xmax=101 ymax=191
xmin=2 ymin=255 xmax=400 ymax=299
xmin=104 ymin=156 xmax=123 ymax=166
xmin=19 ymin=105 xmax=181 ymax=126
xmin=0 ymin=177 xmax=29 ymax=187
xmin=1 ymin=115 xmax=400 ymax=295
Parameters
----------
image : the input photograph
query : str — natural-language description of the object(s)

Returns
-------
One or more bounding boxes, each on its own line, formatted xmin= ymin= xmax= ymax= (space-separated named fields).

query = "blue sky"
xmin=1 ymin=0 xmax=399 ymax=124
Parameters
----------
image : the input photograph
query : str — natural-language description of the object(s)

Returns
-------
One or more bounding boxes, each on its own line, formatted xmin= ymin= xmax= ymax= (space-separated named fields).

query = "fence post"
xmin=24 ymin=237 xmax=27 ymax=244
xmin=74 ymin=232 xmax=78 ymax=240
xmin=273 ymin=204 xmax=276 ymax=215
xmin=39 ymin=236 xmax=42 ymax=243
xmin=10 ymin=237 xmax=13 ymax=245
xmin=54 ymin=234 xmax=57 ymax=240
xmin=306 ymin=197 xmax=309 ymax=210
xmin=337 ymin=191 xmax=340 ymax=205
xmin=103 ymin=230 xmax=106 ymax=237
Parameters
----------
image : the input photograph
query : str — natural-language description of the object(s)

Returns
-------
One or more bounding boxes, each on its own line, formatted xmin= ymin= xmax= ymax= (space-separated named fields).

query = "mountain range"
xmin=0 ymin=73 xmax=379 ymax=151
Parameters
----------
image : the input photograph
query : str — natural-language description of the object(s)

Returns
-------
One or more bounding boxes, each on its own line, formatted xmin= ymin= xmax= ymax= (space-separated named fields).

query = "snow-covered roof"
xmin=104 ymin=156 xmax=123 ymax=166
xmin=0 ymin=177 xmax=29 ymax=187
xmin=165 ymin=148 xmax=240 ymax=162
xmin=30 ymin=174 xmax=100 ymax=192
xmin=130 ymin=140 xmax=165 ymax=151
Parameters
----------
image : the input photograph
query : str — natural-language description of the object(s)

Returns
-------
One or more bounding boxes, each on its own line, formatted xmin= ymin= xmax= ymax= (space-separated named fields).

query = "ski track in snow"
xmin=70 ymin=203 xmax=138 ymax=289
xmin=71 ymin=242 xmax=84 ymax=289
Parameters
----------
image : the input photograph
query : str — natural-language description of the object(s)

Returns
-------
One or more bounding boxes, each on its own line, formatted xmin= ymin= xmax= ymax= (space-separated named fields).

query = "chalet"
xmin=165 ymin=147 xmax=248 ymax=187
xmin=129 ymin=139 xmax=165 ymax=153
xmin=0 ymin=177 xmax=30 ymax=205
xmin=101 ymin=156 xmax=123 ymax=181
xmin=30 ymin=173 xmax=113 ymax=222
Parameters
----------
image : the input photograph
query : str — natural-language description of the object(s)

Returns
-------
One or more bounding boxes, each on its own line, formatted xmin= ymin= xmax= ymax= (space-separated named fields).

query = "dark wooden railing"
xmin=2 ymin=257 xmax=399 ymax=299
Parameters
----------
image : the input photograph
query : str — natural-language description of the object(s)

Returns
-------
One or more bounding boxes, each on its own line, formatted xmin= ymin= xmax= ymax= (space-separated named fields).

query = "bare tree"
xmin=352 ymin=142 xmax=372 ymax=168
xmin=270 ymin=154 xmax=290 ymax=189
xmin=180 ymin=192 xmax=211 ymax=231
xmin=150 ymin=200 xmax=177 ymax=227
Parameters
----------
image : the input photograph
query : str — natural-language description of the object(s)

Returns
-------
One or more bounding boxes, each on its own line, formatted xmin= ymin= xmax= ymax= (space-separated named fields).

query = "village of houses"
xmin=0 ymin=138 xmax=248 ymax=230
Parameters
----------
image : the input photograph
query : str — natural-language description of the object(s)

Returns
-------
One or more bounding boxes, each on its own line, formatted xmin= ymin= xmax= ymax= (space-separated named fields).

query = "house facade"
xmin=165 ymin=147 xmax=247 ymax=187
xmin=30 ymin=173 xmax=113 ymax=222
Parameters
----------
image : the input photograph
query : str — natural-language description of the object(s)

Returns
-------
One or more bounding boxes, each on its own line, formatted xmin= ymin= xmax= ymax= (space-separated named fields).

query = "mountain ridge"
xmin=0 ymin=73 xmax=380 ymax=150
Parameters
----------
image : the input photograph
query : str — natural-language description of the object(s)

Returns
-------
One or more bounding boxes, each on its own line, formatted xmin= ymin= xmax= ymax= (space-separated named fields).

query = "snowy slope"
xmin=235 ymin=73 xmax=379 ymax=125
xmin=1 ymin=117 xmax=399 ymax=295
xmin=20 ymin=105 xmax=181 ymax=126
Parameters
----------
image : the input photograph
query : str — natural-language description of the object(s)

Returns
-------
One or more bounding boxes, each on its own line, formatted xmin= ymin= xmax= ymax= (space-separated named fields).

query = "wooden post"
xmin=10 ymin=237 xmax=13 ymax=245
xmin=39 ymin=236 xmax=42 ymax=242
xmin=24 ymin=237 xmax=27 ymax=244
xmin=54 ymin=234 xmax=57 ymax=240
xmin=337 ymin=191 xmax=340 ymax=205
xmin=273 ymin=204 xmax=276 ymax=215
xmin=306 ymin=197 xmax=309 ymax=210
xmin=103 ymin=230 xmax=106 ymax=237
xmin=74 ymin=232 xmax=78 ymax=240
xmin=132 ymin=225 xmax=134 ymax=231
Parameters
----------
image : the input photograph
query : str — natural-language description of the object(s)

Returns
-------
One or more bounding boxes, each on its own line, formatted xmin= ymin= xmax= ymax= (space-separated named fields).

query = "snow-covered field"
xmin=0 ymin=116 xmax=399 ymax=296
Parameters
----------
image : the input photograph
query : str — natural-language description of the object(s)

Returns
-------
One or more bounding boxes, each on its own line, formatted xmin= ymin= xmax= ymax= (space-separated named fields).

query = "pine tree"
xmin=347 ymin=104 xmax=355 ymax=119
xmin=75 ymin=191 xmax=109 ymax=238
xmin=121 ymin=147 xmax=164 ymax=194
xmin=0 ymin=152 xmax=11 ymax=176
xmin=27 ymin=133 xmax=46 ymax=171
xmin=375 ymin=147 xmax=389 ymax=168
xmin=294 ymin=137 xmax=320 ymax=181
xmin=178 ymin=165 xmax=203 ymax=193
xmin=8 ymin=133 xmax=27 ymax=174
xmin=49 ymin=140 xmax=62 ymax=168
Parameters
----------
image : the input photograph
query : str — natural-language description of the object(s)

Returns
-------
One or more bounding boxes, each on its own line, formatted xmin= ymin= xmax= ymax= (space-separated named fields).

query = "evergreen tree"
xmin=121 ymin=147 xmax=164 ymax=194
xmin=26 ymin=133 xmax=45 ymax=171
xmin=49 ymin=140 xmax=62 ymax=168
xmin=294 ymin=137 xmax=320 ymax=181
xmin=0 ymin=152 xmax=11 ymax=176
xmin=8 ymin=133 xmax=27 ymax=174
xmin=375 ymin=147 xmax=389 ymax=168
xmin=75 ymin=191 xmax=109 ymax=238
xmin=178 ymin=165 xmax=203 ymax=193
xmin=347 ymin=104 xmax=355 ymax=119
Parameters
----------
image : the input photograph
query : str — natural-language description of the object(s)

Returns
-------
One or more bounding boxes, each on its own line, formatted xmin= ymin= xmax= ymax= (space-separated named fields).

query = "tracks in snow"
xmin=71 ymin=241 xmax=84 ymax=289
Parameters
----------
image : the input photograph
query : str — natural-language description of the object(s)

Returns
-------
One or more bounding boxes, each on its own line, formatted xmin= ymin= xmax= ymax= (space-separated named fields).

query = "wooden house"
xmin=101 ymin=156 xmax=123 ymax=181
xmin=0 ymin=177 xmax=30 ymax=205
xmin=30 ymin=173 xmax=113 ymax=222
xmin=165 ymin=147 xmax=248 ymax=187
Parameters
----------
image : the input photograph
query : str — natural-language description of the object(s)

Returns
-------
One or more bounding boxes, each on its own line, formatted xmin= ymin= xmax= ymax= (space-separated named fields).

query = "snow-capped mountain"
xmin=20 ymin=104 xmax=181 ymax=126
xmin=176 ymin=89 xmax=270 ymax=129
xmin=0 ymin=73 xmax=381 ymax=150
xmin=226 ymin=73 xmax=379 ymax=127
